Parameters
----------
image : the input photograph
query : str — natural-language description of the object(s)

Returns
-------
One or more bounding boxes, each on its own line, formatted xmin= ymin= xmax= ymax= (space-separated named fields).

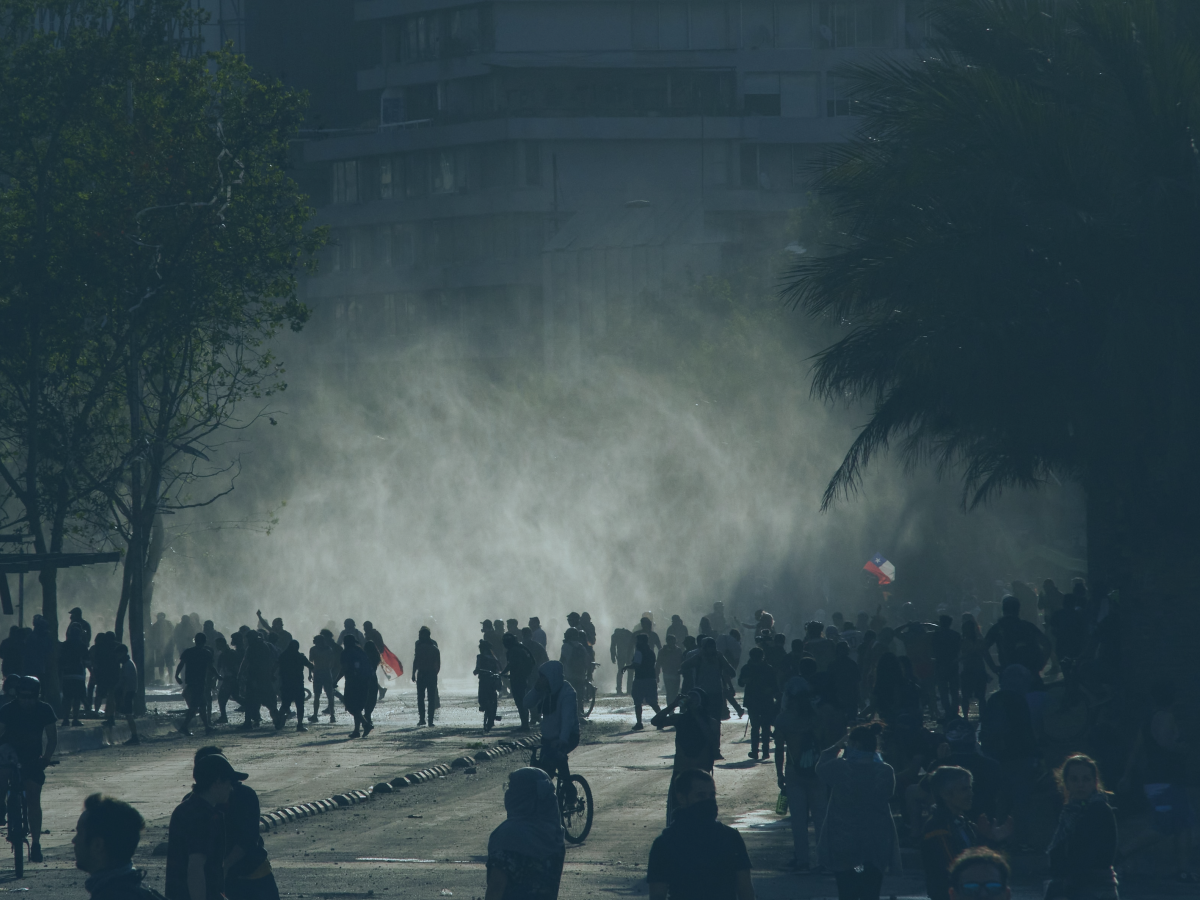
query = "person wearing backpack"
xmin=774 ymin=667 xmax=825 ymax=871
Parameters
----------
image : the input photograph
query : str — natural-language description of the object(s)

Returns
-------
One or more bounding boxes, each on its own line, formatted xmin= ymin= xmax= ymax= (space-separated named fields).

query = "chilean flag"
xmin=864 ymin=553 xmax=896 ymax=585
xmin=380 ymin=644 xmax=404 ymax=679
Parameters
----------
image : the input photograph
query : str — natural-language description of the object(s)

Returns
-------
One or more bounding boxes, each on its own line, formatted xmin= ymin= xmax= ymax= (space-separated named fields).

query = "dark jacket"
xmin=85 ymin=865 xmax=162 ymax=900
xmin=737 ymin=659 xmax=778 ymax=714
xmin=921 ymin=805 xmax=980 ymax=900
xmin=412 ymin=637 xmax=440 ymax=679
xmin=1047 ymin=794 xmax=1118 ymax=889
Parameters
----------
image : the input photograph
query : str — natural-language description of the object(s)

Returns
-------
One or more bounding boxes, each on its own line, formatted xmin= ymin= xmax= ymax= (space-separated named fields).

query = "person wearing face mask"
xmin=1044 ymin=755 xmax=1118 ymax=900
xmin=485 ymin=767 xmax=565 ymax=900
xmin=647 ymin=770 xmax=754 ymax=900
xmin=816 ymin=722 xmax=901 ymax=900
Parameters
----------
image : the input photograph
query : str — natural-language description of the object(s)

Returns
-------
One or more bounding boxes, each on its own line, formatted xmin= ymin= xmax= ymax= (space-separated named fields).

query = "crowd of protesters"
xmin=4 ymin=573 xmax=1190 ymax=900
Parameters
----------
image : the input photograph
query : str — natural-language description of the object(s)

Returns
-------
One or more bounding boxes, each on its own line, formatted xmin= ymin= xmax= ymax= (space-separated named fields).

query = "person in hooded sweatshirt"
xmin=485 ymin=767 xmax=565 ymax=900
xmin=524 ymin=661 xmax=579 ymax=787
xmin=647 ymin=769 xmax=754 ymax=900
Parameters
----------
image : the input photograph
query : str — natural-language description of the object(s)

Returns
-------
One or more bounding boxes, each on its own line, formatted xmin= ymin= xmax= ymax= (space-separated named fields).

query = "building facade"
xmin=248 ymin=0 xmax=926 ymax=371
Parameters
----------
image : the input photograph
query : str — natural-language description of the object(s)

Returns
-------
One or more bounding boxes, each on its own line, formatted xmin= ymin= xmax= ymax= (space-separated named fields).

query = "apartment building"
xmin=248 ymin=1 xmax=926 ymax=371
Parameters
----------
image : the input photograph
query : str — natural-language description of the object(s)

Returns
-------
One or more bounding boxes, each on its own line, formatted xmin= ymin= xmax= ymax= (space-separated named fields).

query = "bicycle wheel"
xmin=561 ymin=774 xmax=593 ymax=844
xmin=8 ymin=790 xmax=23 ymax=878
xmin=582 ymin=684 xmax=596 ymax=719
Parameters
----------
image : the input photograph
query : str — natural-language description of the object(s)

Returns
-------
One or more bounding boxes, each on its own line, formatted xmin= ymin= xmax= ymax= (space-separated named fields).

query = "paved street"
xmin=0 ymin=684 xmax=1173 ymax=899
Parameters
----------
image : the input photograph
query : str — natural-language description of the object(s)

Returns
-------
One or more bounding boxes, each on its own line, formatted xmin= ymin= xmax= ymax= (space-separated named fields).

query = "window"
xmin=689 ymin=2 xmax=730 ymax=49
xmin=703 ymin=140 xmax=731 ymax=186
xmin=742 ymin=2 xmax=774 ymax=48
xmin=905 ymin=0 xmax=932 ymax=48
xmin=826 ymin=76 xmax=859 ymax=116
xmin=739 ymin=143 xmax=759 ymax=188
xmin=381 ymin=88 xmax=405 ymax=127
xmin=781 ymin=73 xmax=820 ymax=117
xmin=331 ymin=160 xmax=358 ymax=204
xmin=405 ymin=84 xmax=438 ymax=121
xmin=379 ymin=158 xmax=394 ymax=199
xmin=431 ymin=149 xmax=456 ymax=194
xmin=398 ymin=5 xmax=489 ymax=61
xmin=522 ymin=142 xmax=542 ymax=186
xmin=817 ymin=1 xmax=895 ymax=48
xmin=776 ymin=0 xmax=814 ymax=47
xmin=743 ymin=73 xmax=781 ymax=116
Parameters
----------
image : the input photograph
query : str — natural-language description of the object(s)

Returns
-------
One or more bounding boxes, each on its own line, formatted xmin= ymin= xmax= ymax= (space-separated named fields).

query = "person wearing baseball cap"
xmin=190 ymin=747 xmax=279 ymax=900
xmin=165 ymin=753 xmax=246 ymax=900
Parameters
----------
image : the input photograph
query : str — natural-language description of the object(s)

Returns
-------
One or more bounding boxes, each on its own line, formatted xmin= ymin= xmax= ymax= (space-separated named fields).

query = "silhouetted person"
xmin=658 ymin=634 xmax=684 ymax=704
xmin=931 ymin=615 xmax=962 ymax=719
xmin=647 ymin=769 xmax=754 ymax=900
xmin=475 ymin=639 xmax=501 ymax=733
xmin=738 ymin=647 xmax=777 ymax=760
xmin=308 ymin=630 xmax=339 ymax=725
xmin=623 ymin=633 xmax=661 ymax=730
xmin=611 ymin=627 xmax=636 ymax=694
xmin=502 ymin=633 xmax=535 ymax=730
xmin=982 ymin=596 xmax=1052 ymax=683
xmin=338 ymin=634 xmax=374 ymax=738
xmin=176 ymin=633 xmax=215 ymax=736
xmin=166 ymin=754 xmax=242 ymax=900
xmin=412 ymin=626 xmax=440 ymax=727
xmin=277 ymin=640 xmax=312 ymax=733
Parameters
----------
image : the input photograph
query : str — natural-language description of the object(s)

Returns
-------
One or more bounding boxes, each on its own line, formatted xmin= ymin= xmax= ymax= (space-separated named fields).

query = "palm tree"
xmin=786 ymin=0 xmax=1200 ymax=695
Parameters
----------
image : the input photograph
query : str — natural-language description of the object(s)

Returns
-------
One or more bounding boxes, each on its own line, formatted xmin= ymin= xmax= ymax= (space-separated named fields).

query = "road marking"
xmin=355 ymin=857 xmax=437 ymax=863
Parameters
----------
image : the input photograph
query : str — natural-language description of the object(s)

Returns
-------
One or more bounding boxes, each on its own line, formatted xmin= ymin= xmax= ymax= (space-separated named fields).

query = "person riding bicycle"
xmin=525 ymin=661 xmax=579 ymax=791
xmin=0 ymin=676 xmax=57 ymax=862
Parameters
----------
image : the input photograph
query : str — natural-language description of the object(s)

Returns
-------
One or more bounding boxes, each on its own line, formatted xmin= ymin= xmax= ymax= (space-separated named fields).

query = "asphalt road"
xmin=0 ymin=684 xmax=1171 ymax=899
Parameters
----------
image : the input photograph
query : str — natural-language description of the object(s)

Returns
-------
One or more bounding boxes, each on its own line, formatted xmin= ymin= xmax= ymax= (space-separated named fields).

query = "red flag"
xmin=380 ymin=644 xmax=404 ymax=679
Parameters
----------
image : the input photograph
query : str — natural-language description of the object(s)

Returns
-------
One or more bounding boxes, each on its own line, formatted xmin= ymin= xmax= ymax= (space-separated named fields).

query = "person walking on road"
xmin=502 ymin=633 xmax=535 ymax=730
xmin=624 ymin=633 xmax=662 ymax=731
xmin=277 ymin=640 xmax=313 ymax=733
xmin=193 ymin=747 xmax=281 ymax=900
xmin=611 ymin=627 xmax=636 ymax=694
xmin=338 ymin=634 xmax=374 ymax=738
xmin=816 ymin=723 xmax=902 ymax=900
xmin=658 ymin=634 xmax=684 ymax=705
xmin=412 ymin=626 xmax=441 ymax=727
xmin=73 ymin=793 xmax=158 ymax=900
xmin=647 ymin=769 xmax=755 ymax=900
xmin=485 ymin=767 xmax=565 ymax=900
xmin=738 ymin=646 xmax=778 ymax=761
xmin=308 ymin=630 xmax=339 ymax=725
xmin=652 ymin=689 xmax=719 ymax=825
xmin=176 ymin=634 xmax=216 ymax=737
xmin=166 ymin=754 xmax=244 ymax=900
xmin=238 ymin=632 xmax=280 ymax=731
xmin=475 ymin=639 xmax=502 ymax=733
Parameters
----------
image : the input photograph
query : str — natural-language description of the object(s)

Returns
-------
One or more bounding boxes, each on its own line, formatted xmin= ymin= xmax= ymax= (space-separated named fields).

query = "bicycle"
xmin=531 ymin=747 xmax=593 ymax=844
xmin=4 ymin=756 xmax=55 ymax=877
xmin=577 ymin=662 xmax=601 ymax=719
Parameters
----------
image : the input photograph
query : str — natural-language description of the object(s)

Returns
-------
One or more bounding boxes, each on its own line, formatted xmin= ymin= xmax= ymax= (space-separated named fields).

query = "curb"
xmin=256 ymin=735 xmax=539 ymax=833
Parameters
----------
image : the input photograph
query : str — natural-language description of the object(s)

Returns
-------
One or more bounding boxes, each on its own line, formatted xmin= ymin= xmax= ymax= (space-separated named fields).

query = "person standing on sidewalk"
xmin=412 ymin=626 xmax=440 ymax=727
xmin=647 ymin=769 xmax=755 ymax=900
xmin=73 ymin=793 xmax=158 ymax=900
xmin=107 ymin=645 xmax=140 ymax=745
xmin=166 ymin=754 xmax=243 ymax=900
xmin=475 ymin=639 xmax=502 ymax=733
xmin=59 ymin=627 xmax=89 ymax=727
xmin=176 ymin=634 xmax=216 ymax=737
